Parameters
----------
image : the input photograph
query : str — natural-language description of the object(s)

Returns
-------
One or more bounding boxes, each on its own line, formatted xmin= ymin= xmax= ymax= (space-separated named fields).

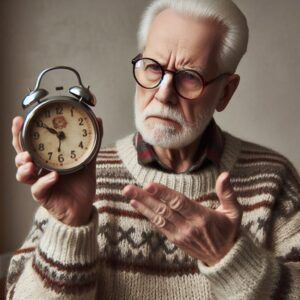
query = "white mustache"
xmin=141 ymin=106 xmax=185 ymax=125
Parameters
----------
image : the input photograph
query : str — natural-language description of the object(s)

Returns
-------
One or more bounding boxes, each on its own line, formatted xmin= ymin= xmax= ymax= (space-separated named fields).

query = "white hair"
xmin=137 ymin=0 xmax=249 ymax=73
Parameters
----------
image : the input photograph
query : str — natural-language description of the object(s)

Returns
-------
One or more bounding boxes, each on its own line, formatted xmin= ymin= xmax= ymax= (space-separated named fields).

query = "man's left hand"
xmin=123 ymin=172 xmax=242 ymax=266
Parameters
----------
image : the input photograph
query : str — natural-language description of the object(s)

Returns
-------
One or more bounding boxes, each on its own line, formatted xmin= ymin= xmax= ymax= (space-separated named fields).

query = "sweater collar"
xmin=116 ymin=132 xmax=242 ymax=199
xmin=134 ymin=119 xmax=224 ymax=174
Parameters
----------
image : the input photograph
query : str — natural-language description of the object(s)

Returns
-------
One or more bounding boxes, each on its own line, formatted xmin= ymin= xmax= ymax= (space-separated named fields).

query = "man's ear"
xmin=216 ymin=74 xmax=240 ymax=112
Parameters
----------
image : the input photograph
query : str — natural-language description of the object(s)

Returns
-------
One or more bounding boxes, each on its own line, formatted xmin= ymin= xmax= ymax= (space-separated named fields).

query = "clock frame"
xmin=21 ymin=96 xmax=101 ymax=174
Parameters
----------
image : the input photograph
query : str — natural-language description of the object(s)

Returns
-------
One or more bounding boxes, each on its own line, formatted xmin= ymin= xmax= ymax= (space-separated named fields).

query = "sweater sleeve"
xmin=6 ymin=206 xmax=99 ymax=300
xmin=198 ymin=163 xmax=300 ymax=299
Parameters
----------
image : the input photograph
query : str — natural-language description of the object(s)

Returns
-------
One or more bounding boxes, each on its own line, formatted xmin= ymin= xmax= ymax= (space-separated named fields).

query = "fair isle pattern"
xmin=6 ymin=132 xmax=300 ymax=299
xmin=95 ymin=135 xmax=300 ymax=275
xmin=32 ymin=247 xmax=98 ymax=295
xmin=96 ymin=148 xmax=199 ymax=276
xmin=6 ymin=217 xmax=48 ymax=293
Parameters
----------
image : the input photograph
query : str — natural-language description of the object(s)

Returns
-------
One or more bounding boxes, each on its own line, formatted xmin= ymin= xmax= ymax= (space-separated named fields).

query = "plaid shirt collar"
xmin=134 ymin=119 xmax=224 ymax=174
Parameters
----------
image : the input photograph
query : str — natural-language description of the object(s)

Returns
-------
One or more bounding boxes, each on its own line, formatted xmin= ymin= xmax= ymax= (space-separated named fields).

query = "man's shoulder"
xmin=96 ymin=133 xmax=135 ymax=172
xmin=225 ymin=132 xmax=299 ymax=178
xmin=237 ymin=136 xmax=285 ymax=159
xmin=95 ymin=134 xmax=137 ymax=185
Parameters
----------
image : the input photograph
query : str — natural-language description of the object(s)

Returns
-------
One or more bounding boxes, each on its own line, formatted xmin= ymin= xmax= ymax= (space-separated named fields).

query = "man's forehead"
xmin=144 ymin=9 xmax=220 ymax=73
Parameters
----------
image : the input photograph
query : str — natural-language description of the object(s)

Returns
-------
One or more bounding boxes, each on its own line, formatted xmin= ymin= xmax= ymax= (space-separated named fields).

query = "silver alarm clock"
xmin=21 ymin=66 xmax=101 ymax=175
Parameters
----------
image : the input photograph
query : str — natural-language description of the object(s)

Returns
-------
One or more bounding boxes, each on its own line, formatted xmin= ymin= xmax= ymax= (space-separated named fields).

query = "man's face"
xmin=135 ymin=9 xmax=227 ymax=149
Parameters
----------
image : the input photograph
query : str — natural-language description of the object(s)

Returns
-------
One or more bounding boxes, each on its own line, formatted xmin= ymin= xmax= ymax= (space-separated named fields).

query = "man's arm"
xmin=123 ymin=167 xmax=300 ymax=299
xmin=197 ymin=163 xmax=300 ymax=299
xmin=7 ymin=116 xmax=103 ymax=299
xmin=6 ymin=206 xmax=100 ymax=300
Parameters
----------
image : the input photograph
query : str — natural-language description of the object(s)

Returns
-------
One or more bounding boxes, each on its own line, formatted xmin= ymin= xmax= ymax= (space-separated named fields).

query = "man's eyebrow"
xmin=181 ymin=65 xmax=206 ymax=75
xmin=160 ymin=60 xmax=206 ymax=74
xmin=143 ymin=53 xmax=206 ymax=74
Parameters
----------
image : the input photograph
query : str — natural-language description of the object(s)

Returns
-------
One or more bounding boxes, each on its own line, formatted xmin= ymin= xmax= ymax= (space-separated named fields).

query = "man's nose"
xmin=154 ymin=73 xmax=177 ymax=104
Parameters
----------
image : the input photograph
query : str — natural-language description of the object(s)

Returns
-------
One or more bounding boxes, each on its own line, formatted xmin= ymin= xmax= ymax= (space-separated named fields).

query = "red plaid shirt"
xmin=134 ymin=119 xmax=224 ymax=173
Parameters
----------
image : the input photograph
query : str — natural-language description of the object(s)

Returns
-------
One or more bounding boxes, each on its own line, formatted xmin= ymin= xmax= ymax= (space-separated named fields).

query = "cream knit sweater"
xmin=6 ymin=133 xmax=300 ymax=299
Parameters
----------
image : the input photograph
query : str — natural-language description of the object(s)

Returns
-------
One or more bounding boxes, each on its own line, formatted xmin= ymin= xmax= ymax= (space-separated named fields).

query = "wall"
xmin=0 ymin=0 xmax=149 ymax=279
xmin=216 ymin=0 xmax=300 ymax=167
xmin=0 ymin=0 xmax=299 ymax=261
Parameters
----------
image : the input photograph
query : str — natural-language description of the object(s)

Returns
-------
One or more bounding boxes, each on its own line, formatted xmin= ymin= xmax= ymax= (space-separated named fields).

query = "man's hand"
xmin=123 ymin=172 xmax=242 ymax=266
xmin=12 ymin=116 xmax=103 ymax=226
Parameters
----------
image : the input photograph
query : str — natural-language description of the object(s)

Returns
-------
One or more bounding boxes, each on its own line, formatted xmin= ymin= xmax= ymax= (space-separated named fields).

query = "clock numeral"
xmin=82 ymin=129 xmax=88 ymax=137
xmin=33 ymin=132 xmax=40 ymax=140
xmin=44 ymin=110 xmax=51 ymax=118
xmin=78 ymin=141 xmax=84 ymax=149
xmin=48 ymin=152 xmax=53 ymax=160
xmin=78 ymin=118 xmax=84 ymax=126
xmin=70 ymin=150 xmax=76 ymax=159
xmin=70 ymin=107 xmax=74 ymax=117
xmin=38 ymin=143 xmax=45 ymax=151
xmin=36 ymin=120 xmax=43 ymax=128
xmin=58 ymin=154 xmax=64 ymax=163
xmin=56 ymin=106 xmax=63 ymax=115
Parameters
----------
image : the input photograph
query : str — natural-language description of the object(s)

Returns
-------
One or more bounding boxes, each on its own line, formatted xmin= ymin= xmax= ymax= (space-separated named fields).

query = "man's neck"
xmin=153 ymin=137 xmax=201 ymax=173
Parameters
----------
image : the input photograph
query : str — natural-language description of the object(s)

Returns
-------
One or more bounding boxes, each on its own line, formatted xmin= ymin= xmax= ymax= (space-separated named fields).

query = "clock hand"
xmin=40 ymin=121 xmax=58 ymax=135
xmin=58 ymin=138 xmax=61 ymax=152
xmin=39 ymin=121 xmax=65 ymax=152
xmin=57 ymin=131 xmax=65 ymax=152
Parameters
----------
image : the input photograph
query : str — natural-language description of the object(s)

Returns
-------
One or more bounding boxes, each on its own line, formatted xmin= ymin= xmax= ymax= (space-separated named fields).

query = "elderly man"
xmin=7 ymin=0 xmax=300 ymax=299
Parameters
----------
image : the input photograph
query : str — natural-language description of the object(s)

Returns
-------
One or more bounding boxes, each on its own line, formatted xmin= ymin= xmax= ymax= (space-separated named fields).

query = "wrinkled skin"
xmin=123 ymin=173 xmax=242 ymax=266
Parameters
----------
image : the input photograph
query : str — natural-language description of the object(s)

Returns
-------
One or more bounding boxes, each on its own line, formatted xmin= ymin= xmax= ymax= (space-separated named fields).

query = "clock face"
xmin=23 ymin=99 xmax=99 ymax=173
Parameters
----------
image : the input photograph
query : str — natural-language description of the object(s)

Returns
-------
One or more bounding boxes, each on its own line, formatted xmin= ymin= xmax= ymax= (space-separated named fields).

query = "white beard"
xmin=134 ymin=93 xmax=215 ymax=149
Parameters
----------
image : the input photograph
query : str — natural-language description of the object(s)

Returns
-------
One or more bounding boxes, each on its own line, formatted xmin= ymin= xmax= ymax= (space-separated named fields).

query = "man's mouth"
xmin=145 ymin=115 xmax=180 ymax=126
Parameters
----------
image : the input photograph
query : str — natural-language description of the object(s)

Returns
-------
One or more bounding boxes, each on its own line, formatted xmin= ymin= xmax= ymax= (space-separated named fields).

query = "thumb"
xmin=216 ymin=172 xmax=241 ymax=219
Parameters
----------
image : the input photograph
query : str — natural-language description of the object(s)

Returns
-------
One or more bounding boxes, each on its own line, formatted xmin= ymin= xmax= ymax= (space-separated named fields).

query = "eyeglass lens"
xmin=134 ymin=58 xmax=204 ymax=99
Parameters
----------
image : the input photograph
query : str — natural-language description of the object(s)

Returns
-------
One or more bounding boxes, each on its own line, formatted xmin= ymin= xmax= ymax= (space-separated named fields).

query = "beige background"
xmin=0 ymin=0 xmax=299 ymax=254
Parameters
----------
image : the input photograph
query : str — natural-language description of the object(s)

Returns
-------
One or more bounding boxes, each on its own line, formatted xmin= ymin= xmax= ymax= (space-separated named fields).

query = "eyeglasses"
xmin=131 ymin=54 xmax=231 ymax=100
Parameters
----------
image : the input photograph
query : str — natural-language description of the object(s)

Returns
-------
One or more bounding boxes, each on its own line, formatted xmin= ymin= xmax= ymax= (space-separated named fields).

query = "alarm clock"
xmin=21 ymin=66 xmax=101 ymax=175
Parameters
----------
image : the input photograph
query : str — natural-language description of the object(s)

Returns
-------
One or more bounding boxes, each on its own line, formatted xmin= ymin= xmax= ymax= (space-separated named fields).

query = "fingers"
xmin=31 ymin=171 xmax=58 ymax=203
xmin=215 ymin=172 xmax=242 ymax=218
xmin=15 ymin=151 xmax=32 ymax=168
xmin=123 ymin=185 xmax=185 ymax=225
xmin=16 ymin=161 xmax=38 ymax=185
xmin=15 ymin=151 xmax=37 ymax=184
xmin=143 ymin=183 xmax=201 ymax=218
xmin=12 ymin=116 xmax=24 ymax=154
xmin=129 ymin=198 xmax=175 ymax=233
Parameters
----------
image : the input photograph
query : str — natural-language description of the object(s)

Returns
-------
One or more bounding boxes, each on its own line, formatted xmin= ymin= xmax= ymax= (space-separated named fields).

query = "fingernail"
xmin=47 ymin=172 xmax=57 ymax=181
xmin=22 ymin=164 xmax=30 ymax=172
xmin=146 ymin=185 xmax=156 ymax=195
xmin=123 ymin=187 xmax=136 ymax=199
xmin=130 ymin=199 xmax=137 ymax=208
xmin=130 ymin=190 xmax=137 ymax=198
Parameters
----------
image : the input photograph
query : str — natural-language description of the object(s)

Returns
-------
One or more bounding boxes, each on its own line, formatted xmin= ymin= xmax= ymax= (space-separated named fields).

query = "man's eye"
xmin=145 ymin=64 xmax=161 ymax=73
xmin=181 ymin=71 xmax=199 ymax=81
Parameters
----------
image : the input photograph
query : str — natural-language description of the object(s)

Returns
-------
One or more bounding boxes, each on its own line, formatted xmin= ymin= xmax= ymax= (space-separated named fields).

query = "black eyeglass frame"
xmin=131 ymin=54 xmax=232 ymax=100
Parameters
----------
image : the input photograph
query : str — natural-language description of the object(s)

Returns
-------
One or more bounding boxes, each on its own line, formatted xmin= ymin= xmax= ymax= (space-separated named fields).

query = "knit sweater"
xmin=6 ymin=132 xmax=300 ymax=299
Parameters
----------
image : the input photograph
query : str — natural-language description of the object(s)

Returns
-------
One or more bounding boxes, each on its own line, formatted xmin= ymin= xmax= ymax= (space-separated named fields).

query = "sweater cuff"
xmin=197 ymin=232 xmax=279 ymax=298
xmin=39 ymin=206 xmax=99 ymax=264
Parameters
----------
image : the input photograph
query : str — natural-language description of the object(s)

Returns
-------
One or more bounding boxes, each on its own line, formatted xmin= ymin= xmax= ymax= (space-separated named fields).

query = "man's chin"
xmin=139 ymin=126 xmax=199 ymax=149
xmin=135 ymin=116 xmax=205 ymax=149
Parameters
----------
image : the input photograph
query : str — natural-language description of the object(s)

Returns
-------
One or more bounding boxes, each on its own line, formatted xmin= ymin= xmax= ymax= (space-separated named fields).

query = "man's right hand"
xmin=12 ymin=116 xmax=103 ymax=226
